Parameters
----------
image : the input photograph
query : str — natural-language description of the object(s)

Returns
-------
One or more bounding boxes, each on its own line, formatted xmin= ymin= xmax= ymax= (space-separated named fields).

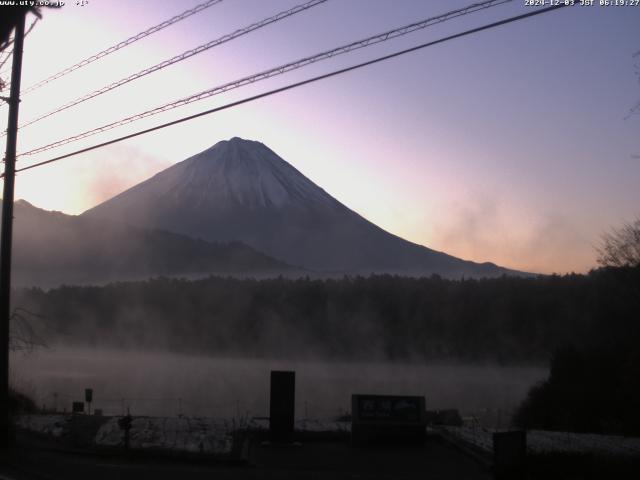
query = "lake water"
xmin=11 ymin=348 xmax=547 ymax=425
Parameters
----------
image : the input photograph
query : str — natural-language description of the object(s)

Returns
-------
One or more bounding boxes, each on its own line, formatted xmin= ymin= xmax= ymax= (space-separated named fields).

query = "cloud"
xmin=78 ymin=145 xmax=172 ymax=210
xmin=429 ymin=194 xmax=595 ymax=274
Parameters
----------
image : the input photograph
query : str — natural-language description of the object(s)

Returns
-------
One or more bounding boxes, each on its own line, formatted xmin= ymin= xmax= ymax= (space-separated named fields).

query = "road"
xmin=0 ymin=434 xmax=492 ymax=480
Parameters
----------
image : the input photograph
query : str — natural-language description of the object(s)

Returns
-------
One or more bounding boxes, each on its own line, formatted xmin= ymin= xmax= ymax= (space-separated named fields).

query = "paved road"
xmin=1 ymin=436 xmax=492 ymax=480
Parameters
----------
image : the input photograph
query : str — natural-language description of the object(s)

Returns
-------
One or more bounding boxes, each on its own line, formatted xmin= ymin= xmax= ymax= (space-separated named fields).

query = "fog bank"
xmin=11 ymin=347 xmax=546 ymax=423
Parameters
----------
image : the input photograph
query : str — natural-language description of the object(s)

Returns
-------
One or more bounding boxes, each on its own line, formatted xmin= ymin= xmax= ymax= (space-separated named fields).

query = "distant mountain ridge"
xmin=83 ymin=137 xmax=523 ymax=278
xmin=6 ymin=199 xmax=291 ymax=287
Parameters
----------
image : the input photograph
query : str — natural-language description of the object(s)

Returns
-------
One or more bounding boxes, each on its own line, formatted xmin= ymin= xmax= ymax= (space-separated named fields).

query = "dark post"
xmin=269 ymin=370 xmax=295 ymax=443
xmin=118 ymin=411 xmax=133 ymax=450
xmin=85 ymin=388 xmax=93 ymax=415
xmin=493 ymin=430 xmax=527 ymax=479
xmin=0 ymin=12 xmax=26 ymax=449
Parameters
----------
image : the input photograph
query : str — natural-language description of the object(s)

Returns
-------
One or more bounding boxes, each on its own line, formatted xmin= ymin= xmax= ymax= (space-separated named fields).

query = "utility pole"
xmin=0 ymin=12 xmax=26 ymax=448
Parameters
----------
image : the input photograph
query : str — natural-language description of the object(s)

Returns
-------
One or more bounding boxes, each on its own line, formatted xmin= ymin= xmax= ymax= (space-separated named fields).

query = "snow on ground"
xmin=17 ymin=414 xmax=236 ymax=455
xmin=95 ymin=416 xmax=235 ymax=454
xmin=21 ymin=414 xmax=638 ymax=459
xmin=247 ymin=417 xmax=350 ymax=434
xmin=297 ymin=419 xmax=351 ymax=433
xmin=441 ymin=426 xmax=640 ymax=458
xmin=527 ymin=430 xmax=640 ymax=457
xmin=17 ymin=414 xmax=349 ymax=455
xmin=15 ymin=415 xmax=68 ymax=437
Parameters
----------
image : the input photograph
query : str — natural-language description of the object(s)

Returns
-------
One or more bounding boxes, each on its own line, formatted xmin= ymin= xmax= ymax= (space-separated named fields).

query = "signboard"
xmin=351 ymin=394 xmax=426 ymax=444
xmin=354 ymin=395 xmax=423 ymax=423
xmin=72 ymin=401 xmax=84 ymax=414
xmin=85 ymin=388 xmax=93 ymax=403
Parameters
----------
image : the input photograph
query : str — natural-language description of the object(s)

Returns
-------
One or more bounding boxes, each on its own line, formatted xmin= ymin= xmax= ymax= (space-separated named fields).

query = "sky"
xmin=1 ymin=0 xmax=639 ymax=275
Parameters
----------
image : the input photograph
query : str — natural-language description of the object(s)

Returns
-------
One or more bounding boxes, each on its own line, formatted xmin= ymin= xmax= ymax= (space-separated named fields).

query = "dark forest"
xmin=14 ymin=266 xmax=640 ymax=364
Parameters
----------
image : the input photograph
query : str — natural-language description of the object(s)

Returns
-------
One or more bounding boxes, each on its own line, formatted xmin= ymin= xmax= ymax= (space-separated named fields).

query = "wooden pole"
xmin=0 ymin=12 xmax=26 ymax=448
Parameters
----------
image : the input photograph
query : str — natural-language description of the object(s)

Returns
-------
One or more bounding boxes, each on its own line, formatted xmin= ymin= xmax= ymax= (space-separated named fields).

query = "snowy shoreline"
xmin=16 ymin=414 xmax=640 ymax=459
xmin=15 ymin=414 xmax=351 ymax=457
xmin=440 ymin=425 xmax=640 ymax=458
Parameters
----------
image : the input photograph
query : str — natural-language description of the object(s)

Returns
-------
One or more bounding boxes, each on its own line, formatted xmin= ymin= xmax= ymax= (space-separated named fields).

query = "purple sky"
xmin=2 ymin=0 xmax=639 ymax=274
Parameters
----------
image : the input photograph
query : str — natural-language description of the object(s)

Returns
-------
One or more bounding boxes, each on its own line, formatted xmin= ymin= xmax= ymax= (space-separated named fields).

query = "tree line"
xmin=13 ymin=266 xmax=640 ymax=365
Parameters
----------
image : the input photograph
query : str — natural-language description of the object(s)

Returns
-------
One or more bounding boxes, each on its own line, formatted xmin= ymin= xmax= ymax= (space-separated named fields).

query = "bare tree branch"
xmin=596 ymin=218 xmax=640 ymax=268
xmin=9 ymin=308 xmax=48 ymax=353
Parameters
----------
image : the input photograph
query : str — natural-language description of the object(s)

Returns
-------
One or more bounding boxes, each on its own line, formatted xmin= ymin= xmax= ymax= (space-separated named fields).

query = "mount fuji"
xmin=83 ymin=137 xmax=519 ymax=278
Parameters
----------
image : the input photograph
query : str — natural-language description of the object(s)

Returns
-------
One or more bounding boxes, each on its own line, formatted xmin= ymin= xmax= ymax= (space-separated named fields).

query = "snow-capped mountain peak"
xmin=155 ymin=137 xmax=336 ymax=210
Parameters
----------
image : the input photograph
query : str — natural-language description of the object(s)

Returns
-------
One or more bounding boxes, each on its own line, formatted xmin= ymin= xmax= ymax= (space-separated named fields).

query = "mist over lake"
xmin=11 ymin=347 xmax=546 ymax=423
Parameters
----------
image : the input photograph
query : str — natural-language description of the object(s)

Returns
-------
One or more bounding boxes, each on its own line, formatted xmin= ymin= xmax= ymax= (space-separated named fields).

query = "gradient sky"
xmin=1 ymin=0 xmax=639 ymax=274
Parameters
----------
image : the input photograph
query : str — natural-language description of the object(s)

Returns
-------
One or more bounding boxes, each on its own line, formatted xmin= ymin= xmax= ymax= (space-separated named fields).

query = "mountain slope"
xmin=83 ymin=137 xmax=521 ymax=278
xmin=7 ymin=199 xmax=290 ymax=287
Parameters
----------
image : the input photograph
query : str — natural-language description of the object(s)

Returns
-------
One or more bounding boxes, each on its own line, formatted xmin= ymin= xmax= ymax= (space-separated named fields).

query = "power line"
xmin=0 ymin=50 xmax=12 ymax=73
xmin=0 ymin=36 xmax=14 ymax=53
xmin=17 ymin=0 xmax=513 ymax=157
xmin=12 ymin=0 xmax=328 ymax=133
xmin=23 ymin=17 xmax=39 ymax=39
xmin=12 ymin=3 xmax=572 ymax=175
xmin=16 ymin=0 xmax=225 ymax=95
